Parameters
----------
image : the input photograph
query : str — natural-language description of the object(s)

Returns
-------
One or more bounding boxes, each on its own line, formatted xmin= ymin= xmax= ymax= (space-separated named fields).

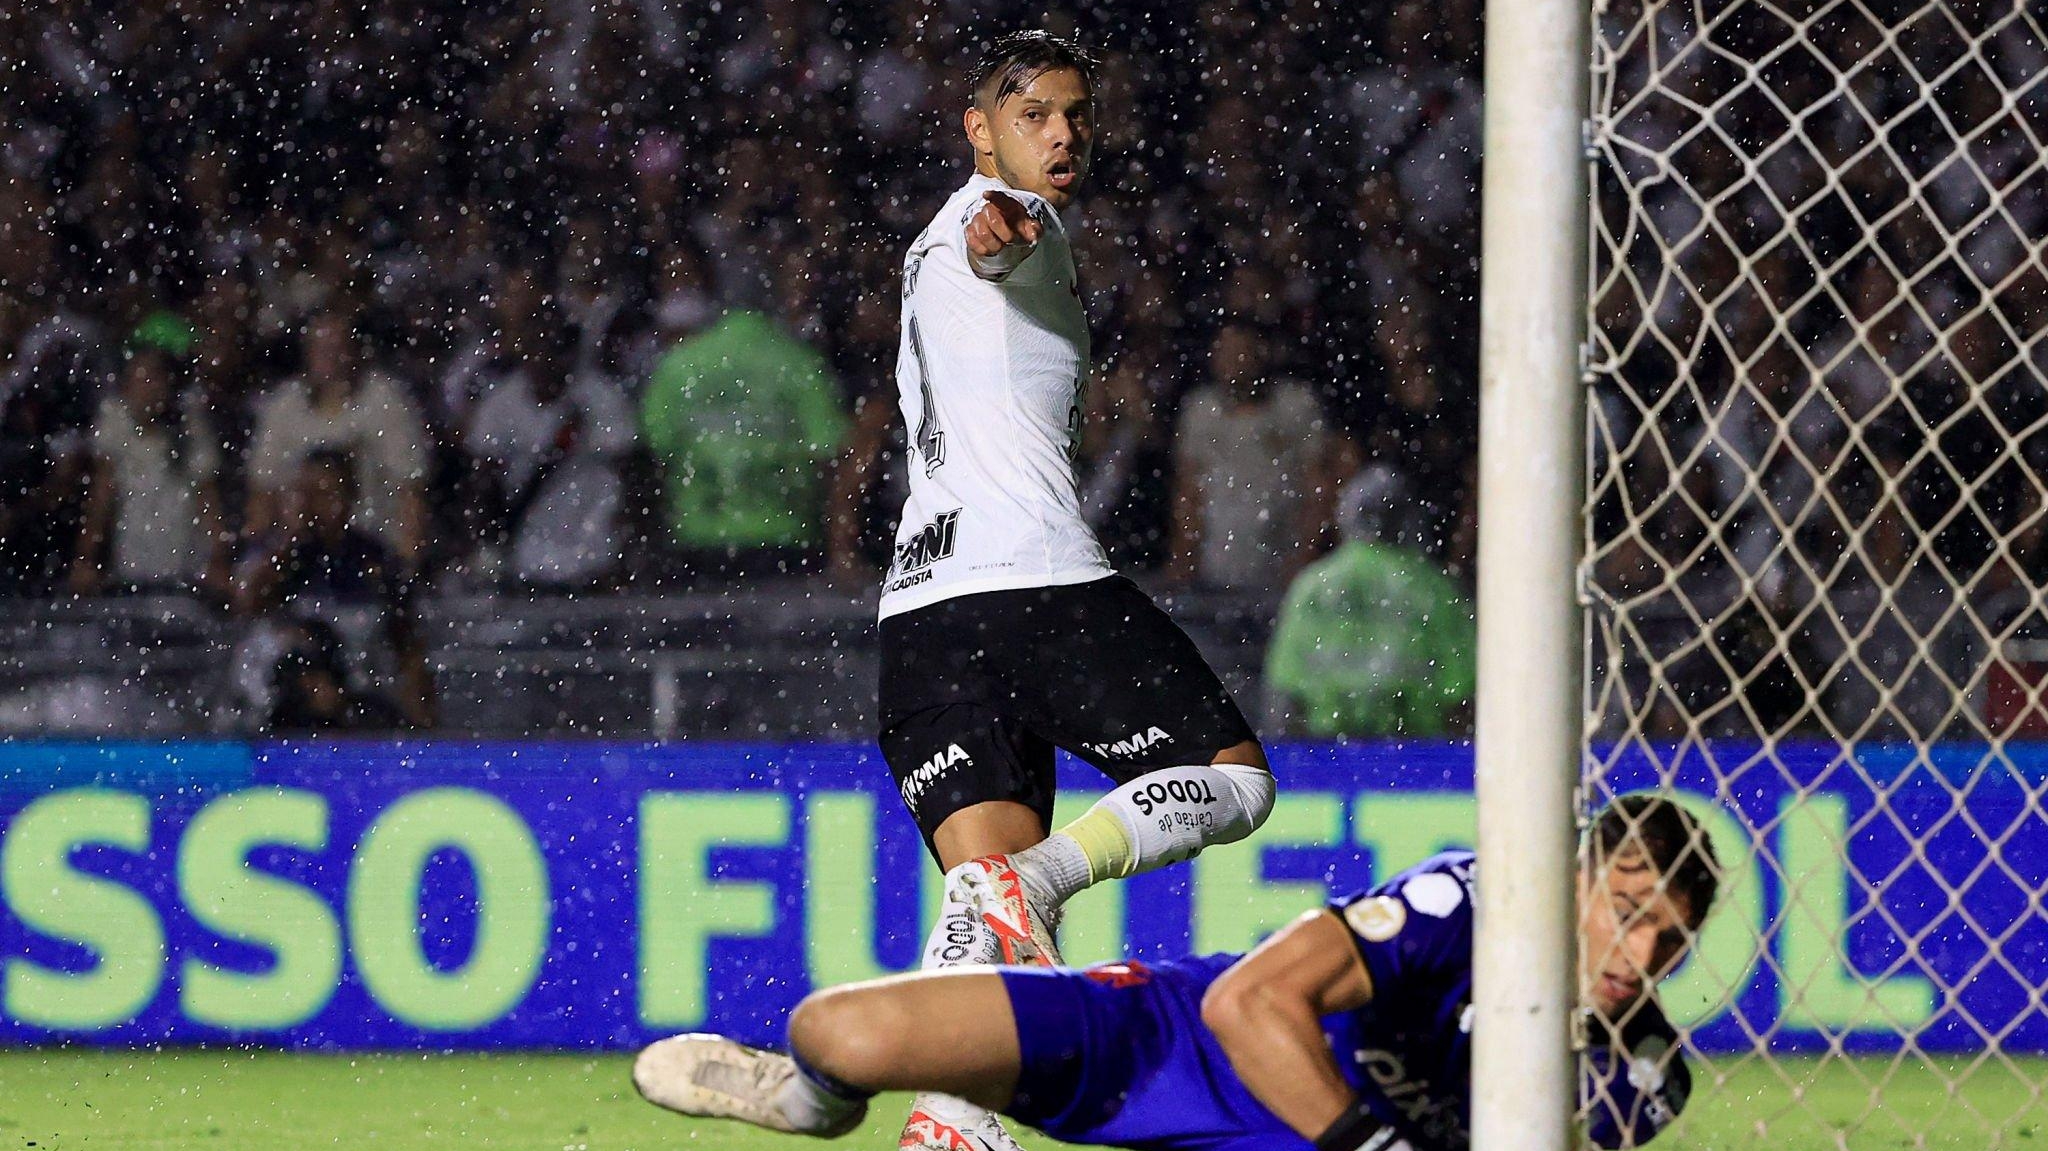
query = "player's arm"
xmin=1200 ymin=909 xmax=1376 ymax=1146
xmin=963 ymin=190 xmax=1042 ymax=282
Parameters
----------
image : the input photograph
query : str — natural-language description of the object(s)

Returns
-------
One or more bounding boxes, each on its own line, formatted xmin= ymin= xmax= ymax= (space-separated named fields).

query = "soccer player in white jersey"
xmin=875 ymin=31 xmax=1277 ymax=1151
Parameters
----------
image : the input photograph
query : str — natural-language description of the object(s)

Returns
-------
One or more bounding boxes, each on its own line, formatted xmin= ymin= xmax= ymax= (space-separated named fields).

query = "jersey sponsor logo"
xmin=1128 ymin=773 xmax=1217 ymax=817
xmin=891 ymin=509 xmax=961 ymax=578
xmin=900 ymin=742 xmax=971 ymax=812
xmin=1357 ymin=1048 xmax=1465 ymax=1147
xmin=883 ymin=569 xmax=932 ymax=594
xmin=1344 ymin=895 xmax=1408 ymax=943
xmin=1084 ymin=726 xmax=1171 ymax=760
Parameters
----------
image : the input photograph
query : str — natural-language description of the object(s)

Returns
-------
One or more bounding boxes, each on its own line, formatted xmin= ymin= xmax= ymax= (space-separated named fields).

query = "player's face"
xmin=1578 ymin=846 xmax=1695 ymax=1018
xmin=967 ymin=67 xmax=1094 ymax=210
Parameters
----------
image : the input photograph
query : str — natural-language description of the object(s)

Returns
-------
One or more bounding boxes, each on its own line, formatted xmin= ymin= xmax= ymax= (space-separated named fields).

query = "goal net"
xmin=1581 ymin=0 xmax=2048 ymax=1145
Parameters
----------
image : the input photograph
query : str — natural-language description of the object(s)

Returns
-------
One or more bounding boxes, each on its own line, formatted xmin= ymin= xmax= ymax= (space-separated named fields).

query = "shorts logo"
xmin=1128 ymin=774 xmax=1217 ymax=817
xmin=900 ymin=743 xmax=971 ymax=811
xmin=891 ymin=509 xmax=960 ymax=577
xmin=1085 ymin=726 xmax=1172 ymax=760
xmin=1081 ymin=960 xmax=1153 ymax=989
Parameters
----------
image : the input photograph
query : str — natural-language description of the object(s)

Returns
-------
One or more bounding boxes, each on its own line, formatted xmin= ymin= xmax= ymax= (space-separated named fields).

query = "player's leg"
xmin=877 ymin=593 xmax=1072 ymax=1149
xmin=931 ymin=798 xmax=1046 ymax=869
xmin=1004 ymin=576 xmax=1275 ymax=913
xmin=878 ymin=590 xmax=1064 ymax=962
xmin=636 ymin=964 xmax=1223 ymax=1150
xmin=880 ymin=704 xmax=1060 ymax=1149
xmin=791 ymin=970 xmax=1023 ymax=1109
xmin=633 ymin=970 xmax=1021 ymax=1138
xmin=1023 ymin=740 xmax=1273 ymax=893
xmin=1009 ymin=748 xmax=1275 ymax=913
xmin=881 ymin=705 xmax=1063 ymax=966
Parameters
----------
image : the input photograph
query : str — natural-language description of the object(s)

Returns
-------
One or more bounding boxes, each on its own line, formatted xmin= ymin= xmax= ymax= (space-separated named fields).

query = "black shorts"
xmin=877 ymin=575 xmax=1259 ymax=852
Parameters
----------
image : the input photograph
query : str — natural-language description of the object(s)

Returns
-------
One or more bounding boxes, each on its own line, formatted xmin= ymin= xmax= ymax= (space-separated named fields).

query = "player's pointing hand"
xmin=967 ymin=190 xmax=1042 ymax=260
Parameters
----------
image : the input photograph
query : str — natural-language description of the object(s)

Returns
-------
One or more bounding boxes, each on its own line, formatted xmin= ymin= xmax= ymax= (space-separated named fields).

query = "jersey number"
xmin=910 ymin=317 xmax=945 ymax=476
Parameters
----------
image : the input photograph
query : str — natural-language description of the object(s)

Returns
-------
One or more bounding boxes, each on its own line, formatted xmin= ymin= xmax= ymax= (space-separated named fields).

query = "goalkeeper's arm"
xmin=1200 ymin=910 xmax=1385 ymax=1149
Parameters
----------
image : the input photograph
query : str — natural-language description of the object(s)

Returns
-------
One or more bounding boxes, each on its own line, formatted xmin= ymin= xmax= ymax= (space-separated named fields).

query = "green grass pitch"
xmin=0 ymin=1049 xmax=2042 ymax=1149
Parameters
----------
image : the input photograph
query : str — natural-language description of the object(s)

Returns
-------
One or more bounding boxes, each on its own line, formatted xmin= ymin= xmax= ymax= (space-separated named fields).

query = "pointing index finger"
xmin=984 ymin=190 xmax=1042 ymax=242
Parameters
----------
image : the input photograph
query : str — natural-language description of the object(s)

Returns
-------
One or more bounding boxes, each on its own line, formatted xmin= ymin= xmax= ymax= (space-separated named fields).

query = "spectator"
xmin=1791 ymin=445 xmax=1980 ymax=743
xmin=437 ymin=263 xmax=544 ymax=436
xmin=1361 ymin=300 xmax=1470 ymax=553
xmin=1263 ymin=465 xmax=1475 ymax=738
xmin=233 ymin=449 xmax=431 ymax=730
xmin=1346 ymin=2 xmax=1481 ymax=248
xmin=265 ymin=617 xmax=406 ymax=733
xmin=1078 ymin=347 xmax=1174 ymax=569
xmin=466 ymin=319 xmax=635 ymax=587
xmin=1168 ymin=321 xmax=1353 ymax=591
xmin=555 ymin=211 xmax=631 ymax=374
xmin=68 ymin=344 xmax=230 ymax=596
xmin=235 ymin=449 xmax=397 ymax=614
xmin=640 ymin=307 xmax=848 ymax=572
xmin=823 ymin=291 xmax=906 ymax=581
xmin=246 ymin=308 xmax=428 ymax=568
xmin=0 ymin=374 xmax=91 ymax=596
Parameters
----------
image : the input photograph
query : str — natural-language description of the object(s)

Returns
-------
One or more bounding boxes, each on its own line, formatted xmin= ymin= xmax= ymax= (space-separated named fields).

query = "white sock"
xmin=1011 ymin=834 xmax=1091 ymax=914
xmin=1012 ymin=761 xmax=1276 ymax=907
xmin=776 ymin=1054 xmax=869 ymax=1132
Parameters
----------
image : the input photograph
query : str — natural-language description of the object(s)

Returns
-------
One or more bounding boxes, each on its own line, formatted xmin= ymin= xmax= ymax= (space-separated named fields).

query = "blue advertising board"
xmin=0 ymin=739 xmax=2041 ymax=1054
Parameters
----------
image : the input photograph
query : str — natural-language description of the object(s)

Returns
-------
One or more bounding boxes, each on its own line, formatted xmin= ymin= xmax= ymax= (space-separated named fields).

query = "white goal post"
xmin=1481 ymin=0 xmax=2048 ymax=1147
xmin=1473 ymin=0 xmax=1589 ymax=1146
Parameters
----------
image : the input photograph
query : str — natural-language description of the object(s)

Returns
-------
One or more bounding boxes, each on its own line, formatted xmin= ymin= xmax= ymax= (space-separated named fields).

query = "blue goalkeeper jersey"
xmin=1323 ymin=850 xmax=1692 ymax=1149
xmin=1002 ymin=849 xmax=1691 ymax=1151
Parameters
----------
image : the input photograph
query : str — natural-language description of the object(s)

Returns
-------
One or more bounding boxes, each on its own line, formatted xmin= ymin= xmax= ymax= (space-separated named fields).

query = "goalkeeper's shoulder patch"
xmin=1344 ymin=895 xmax=1408 ymax=942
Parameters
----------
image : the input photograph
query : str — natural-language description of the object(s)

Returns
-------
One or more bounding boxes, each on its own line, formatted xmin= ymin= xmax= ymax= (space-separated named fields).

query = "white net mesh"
xmin=1581 ymin=0 xmax=2048 ymax=1145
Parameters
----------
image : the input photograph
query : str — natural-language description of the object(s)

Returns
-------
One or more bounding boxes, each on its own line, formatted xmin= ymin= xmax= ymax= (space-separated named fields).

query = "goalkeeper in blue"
xmin=635 ymin=794 xmax=1717 ymax=1150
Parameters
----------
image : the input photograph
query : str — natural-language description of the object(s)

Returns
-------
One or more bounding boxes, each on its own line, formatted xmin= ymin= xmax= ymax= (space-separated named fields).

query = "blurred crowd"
xmin=1586 ymin=1 xmax=2048 ymax=741
xmin=9 ymin=0 xmax=2045 ymax=743
xmin=0 ymin=0 xmax=1487 ymax=734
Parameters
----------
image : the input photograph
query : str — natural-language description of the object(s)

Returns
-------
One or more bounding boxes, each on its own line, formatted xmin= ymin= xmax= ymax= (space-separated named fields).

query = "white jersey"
xmin=878 ymin=174 xmax=1112 ymax=619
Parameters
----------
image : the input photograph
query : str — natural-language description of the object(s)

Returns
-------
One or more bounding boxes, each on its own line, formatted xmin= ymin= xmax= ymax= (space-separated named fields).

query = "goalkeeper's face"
xmin=1578 ymin=846 xmax=1697 ymax=1018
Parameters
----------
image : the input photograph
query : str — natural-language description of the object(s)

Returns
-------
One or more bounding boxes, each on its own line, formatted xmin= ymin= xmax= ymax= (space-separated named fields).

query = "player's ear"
xmin=964 ymin=105 xmax=993 ymax=158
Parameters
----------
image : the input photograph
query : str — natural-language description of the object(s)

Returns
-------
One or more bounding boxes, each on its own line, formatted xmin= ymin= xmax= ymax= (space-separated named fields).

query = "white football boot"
xmin=943 ymin=854 xmax=1064 ymax=967
xmin=633 ymin=1033 xmax=865 ymax=1138
xmin=899 ymin=1095 xmax=1035 ymax=1151
xmin=900 ymin=854 xmax=1065 ymax=1151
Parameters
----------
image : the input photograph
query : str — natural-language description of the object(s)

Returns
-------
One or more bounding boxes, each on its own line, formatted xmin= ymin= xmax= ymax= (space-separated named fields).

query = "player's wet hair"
xmin=1589 ymin=794 xmax=1719 ymax=929
xmin=966 ymin=30 xmax=1097 ymax=109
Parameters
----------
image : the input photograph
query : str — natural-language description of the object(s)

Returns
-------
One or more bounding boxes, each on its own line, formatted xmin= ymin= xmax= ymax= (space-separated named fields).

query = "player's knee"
xmin=1208 ymin=757 xmax=1276 ymax=840
xmin=789 ymin=988 xmax=894 ymax=1084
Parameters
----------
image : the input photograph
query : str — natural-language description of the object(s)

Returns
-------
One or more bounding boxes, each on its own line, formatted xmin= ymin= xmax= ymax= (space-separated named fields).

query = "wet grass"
xmin=0 ymin=1048 xmax=2042 ymax=1149
xmin=0 ymin=1049 xmax=1087 ymax=1151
